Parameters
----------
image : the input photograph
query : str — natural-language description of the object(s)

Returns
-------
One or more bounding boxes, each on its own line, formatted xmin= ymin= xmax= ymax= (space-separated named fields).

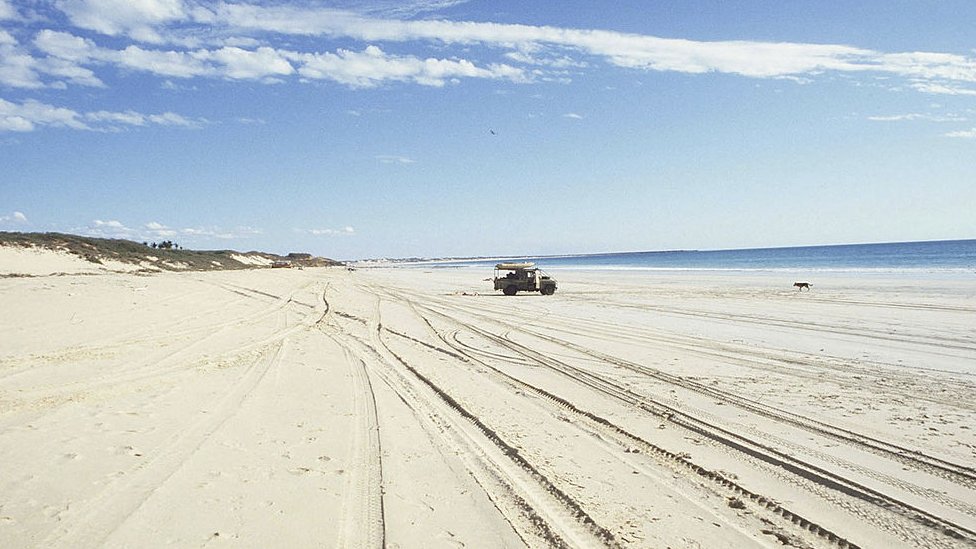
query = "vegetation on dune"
xmin=0 ymin=231 xmax=343 ymax=272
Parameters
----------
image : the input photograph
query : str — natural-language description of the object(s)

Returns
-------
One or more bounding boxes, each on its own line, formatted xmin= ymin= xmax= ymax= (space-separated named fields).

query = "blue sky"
xmin=1 ymin=0 xmax=975 ymax=259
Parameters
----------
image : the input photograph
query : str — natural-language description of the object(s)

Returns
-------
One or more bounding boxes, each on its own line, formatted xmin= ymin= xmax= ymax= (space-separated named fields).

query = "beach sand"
xmin=1 ymin=259 xmax=974 ymax=547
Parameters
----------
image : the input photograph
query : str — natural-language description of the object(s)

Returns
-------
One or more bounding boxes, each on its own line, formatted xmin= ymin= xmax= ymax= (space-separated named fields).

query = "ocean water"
xmin=432 ymin=239 xmax=976 ymax=275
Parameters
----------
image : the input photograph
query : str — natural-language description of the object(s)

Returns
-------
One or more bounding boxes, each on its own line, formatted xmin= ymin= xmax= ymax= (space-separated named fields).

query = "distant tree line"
xmin=143 ymin=240 xmax=182 ymax=250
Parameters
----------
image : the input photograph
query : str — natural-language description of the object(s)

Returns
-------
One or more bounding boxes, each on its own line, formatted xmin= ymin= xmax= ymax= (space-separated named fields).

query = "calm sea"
xmin=431 ymin=239 xmax=976 ymax=274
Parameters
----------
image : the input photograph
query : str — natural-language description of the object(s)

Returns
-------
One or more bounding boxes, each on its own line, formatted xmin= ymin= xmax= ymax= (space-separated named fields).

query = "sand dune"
xmin=1 ymin=266 xmax=974 ymax=547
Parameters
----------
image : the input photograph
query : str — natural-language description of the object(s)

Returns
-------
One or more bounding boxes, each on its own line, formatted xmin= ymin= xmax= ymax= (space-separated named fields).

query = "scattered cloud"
xmin=146 ymin=111 xmax=201 ymax=126
xmin=341 ymin=0 xmax=473 ymax=18
xmin=867 ymin=113 xmax=966 ymax=122
xmin=3 ymin=2 xmax=976 ymax=139
xmin=0 ymin=29 xmax=104 ymax=89
xmin=143 ymin=220 xmax=177 ymax=237
xmin=79 ymin=218 xmax=263 ymax=241
xmin=303 ymin=226 xmax=356 ymax=236
xmin=4 ymin=5 xmax=974 ymax=95
xmin=945 ymin=128 xmax=976 ymax=139
xmin=0 ymin=98 xmax=202 ymax=132
xmin=375 ymin=154 xmax=416 ymax=164
xmin=0 ymin=210 xmax=28 ymax=224
xmin=0 ymin=98 xmax=87 ymax=131
xmin=504 ymin=50 xmax=587 ymax=69
xmin=0 ymin=31 xmax=46 ymax=88
xmin=178 ymin=225 xmax=263 ymax=239
xmin=93 ymin=219 xmax=124 ymax=228
xmin=909 ymin=82 xmax=976 ymax=96
xmin=27 ymin=30 xmax=526 ymax=88
xmin=210 ymin=4 xmax=976 ymax=87
xmin=56 ymin=0 xmax=190 ymax=43
xmin=0 ymin=0 xmax=16 ymax=20
xmin=83 ymin=218 xmax=135 ymax=239
xmin=208 ymin=45 xmax=295 ymax=79
xmin=292 ymin=45 xmax=527 ymax=88
xmin=562 ymin=112 xmax=583 ymax=119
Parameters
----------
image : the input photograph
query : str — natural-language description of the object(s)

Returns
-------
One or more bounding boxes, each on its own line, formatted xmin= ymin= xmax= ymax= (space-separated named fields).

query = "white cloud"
xmin=0 ymin=98 xmax=88 ymax=131
xmin=94 ymin=219 xmax=125 ymax=228
xmin=86 ymin=109 xmax=148 ymax=125
xmin=34 ymin=29 xmax=97 ymax=62
xmin=142 ymin=220 xmax=177 ymax=237
xmin=504 ymin=50 xmax=587 ymax=69
xmin=213 ymin=4 xmax=976 ymax=87
xmin=0 ymin=98 xmax=202 ymax=133
xmin=910 ymin=82 xmax=976 ymax=96
xmin=114 ymin=44 xmax=211 ymax=77
xmin=562 ymin=112 xmax=583 ymax=119
xmin=0 ymin=211 xmax=28 ymax=224
xmin=56 ymin=0 xmax=190 ymax=43
xmin=375 ymin=154 xmax=415 ymax=164
xmin=0 ymin=30 xmax=103 ymax=88
xmin=185 ymin=225 xmax=262 ymax=239
xmin=83 ymin=219 xmax=138 ymax=239
xmin=18 ymin=11 xmax=976 ymax=96
xmin=0 ymin=0 xmax=16 ymax=20
xmin=945 ymin=128 xmax=976 ymax=139
xmin=215 ymin=6 xmax=858 ymax=77
xmin=293 ymin=45 xmax=525 ymax=88
xmin=878 ymin=52 xmax=976 ymax=82
xmin=346 ymin=0 xmax=472 ymax=18
xmin=207 ymin=46 xmax=294 ymax=79
xmin=80 ymin=219 xmax=263 ymax=241
xmin=5 ymin=4 xmax=976 ymax=102
xmin=29 ymin=32 xmax=237 ymax=86
xmin=39 ymin=56 xmax=105 ymax=87
xmin=0 ymin=31 xmax=46 ymax=88
xmin=146 ymin=111 xmax=201 ymax=126
xmin=0 ymin=115 xmax=33 ymax=132
xmin=867 ymin=113 xmax=966 ymax=122
xmin=305 ymin=226 xmax=356 ymax=236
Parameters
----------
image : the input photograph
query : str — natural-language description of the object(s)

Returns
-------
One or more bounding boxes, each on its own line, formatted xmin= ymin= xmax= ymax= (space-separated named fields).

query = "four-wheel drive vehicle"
xmin=493 ymin=263 xmax=557 ymax=295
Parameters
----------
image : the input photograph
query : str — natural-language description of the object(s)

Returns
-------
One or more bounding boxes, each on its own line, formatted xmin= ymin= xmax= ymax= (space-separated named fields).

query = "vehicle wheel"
xmin=542 ymin=286 xmax=555 ymax=295
xmin=503 ymin=285 xmax=518 ymax=296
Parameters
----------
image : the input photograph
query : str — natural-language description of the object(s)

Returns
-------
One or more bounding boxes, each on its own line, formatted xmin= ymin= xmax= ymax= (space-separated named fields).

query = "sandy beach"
xmin=1 ymin=261 xmax=974 ymax=548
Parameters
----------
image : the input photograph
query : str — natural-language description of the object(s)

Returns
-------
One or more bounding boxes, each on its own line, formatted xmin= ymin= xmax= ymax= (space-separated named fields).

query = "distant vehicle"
xmin=272 ymin=260 xmax=291 ymax=268
xmin=493 ymin=262 xmax=557 ymax=295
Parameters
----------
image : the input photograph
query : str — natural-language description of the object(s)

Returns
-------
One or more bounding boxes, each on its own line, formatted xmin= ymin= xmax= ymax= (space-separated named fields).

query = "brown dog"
xmin=793 ymin=282 xmax=812 ymax=291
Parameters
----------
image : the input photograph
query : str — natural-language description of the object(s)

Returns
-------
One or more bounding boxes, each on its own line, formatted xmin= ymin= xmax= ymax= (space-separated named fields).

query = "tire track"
xmin=386 ymin=298 xmax=864 ymax=548
xmin=470 ymin=322 xmax=976 ymax=547
xmin=426 ymin=291 xmax=976 ymax=409
xmin=41 ymin=340 xmax=287 ymax=548
xmin=324 ymin=293 xmax=621 ymax=548
xmin=333 ymin=344 xmax=385 ymax=549
xmin=0 ymin=284 xmax=327 ymax=422
xmin=387 ymin=322 xmax=861 ymax=547
xmin=479 ymin=316 xmax=976 ymax=491
xmin=562 ymin=296 xmax=976 ymax=352
xmin=376 ymin=287 xmax=976 ymax=548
